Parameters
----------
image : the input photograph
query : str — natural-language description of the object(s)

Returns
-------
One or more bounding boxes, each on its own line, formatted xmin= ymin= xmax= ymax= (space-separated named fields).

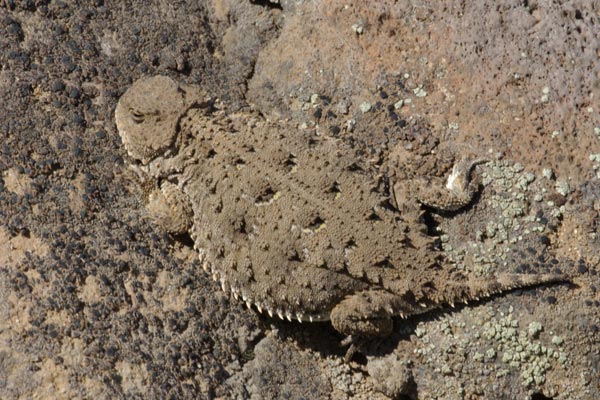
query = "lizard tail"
xmin=431 ymin=272 xmax=569 ymax=308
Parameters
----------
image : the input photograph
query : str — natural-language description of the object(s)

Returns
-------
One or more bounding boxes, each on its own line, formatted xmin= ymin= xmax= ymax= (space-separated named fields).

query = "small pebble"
xmin=51 ymin=79 xmax=65 ymax=92
xmin=542 ymin=168 xmax=554 ymax=180
xmin=551 ymin=335 xmax=564 ymax=346
xmin=359 ymin=102 xmax=372 ymax=113
xmin=513 ymin=163 xmax=524 ymax=172
xmin=555 ymin=180 xmax=570 ymax=196
xmin=346 ymin=119 xmax=356 ymax=132
xmin=68 ymin=87 xmax=81 ymax=99
xmin=351 ymin=23 xmax=364 ymax=35
xmin=524 ymin=172 xmax=536 ymax=183
xmin=336 ymin=102 xmax=349 ymax=115
xmin=528 ymin=321 xmax=543 ymax=338
xmin=413 ymin=86 xmax=427 ymax=97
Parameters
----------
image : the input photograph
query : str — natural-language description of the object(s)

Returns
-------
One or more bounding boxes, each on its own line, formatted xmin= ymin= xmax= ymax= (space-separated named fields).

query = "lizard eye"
xmin=130 ymin=108 xmax=145 ymax=123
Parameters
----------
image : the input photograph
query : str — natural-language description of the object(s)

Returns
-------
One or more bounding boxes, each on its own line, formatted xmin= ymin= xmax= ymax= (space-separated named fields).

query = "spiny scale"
xmin=202 ymin=251 xmax=333 ymax=323
xmin=208 ymin=251 xmax=568 ymax=326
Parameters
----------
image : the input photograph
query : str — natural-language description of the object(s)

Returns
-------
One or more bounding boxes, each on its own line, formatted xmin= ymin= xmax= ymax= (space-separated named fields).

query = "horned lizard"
xmin=115 ymin=76 xmax=566 ymax=338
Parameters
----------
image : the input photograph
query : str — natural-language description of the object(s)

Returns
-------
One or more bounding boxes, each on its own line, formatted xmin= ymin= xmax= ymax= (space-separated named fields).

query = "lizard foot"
xmin=394 ymin=156 xmax=489 ymax=214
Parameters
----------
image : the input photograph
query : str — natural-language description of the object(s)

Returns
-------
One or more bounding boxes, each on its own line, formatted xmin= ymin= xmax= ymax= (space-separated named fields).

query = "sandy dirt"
xmin=0 ymin=1 xmax=599 ymax=399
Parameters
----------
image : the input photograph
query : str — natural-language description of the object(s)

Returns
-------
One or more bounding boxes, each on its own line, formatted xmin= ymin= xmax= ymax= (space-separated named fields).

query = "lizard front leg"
xmin=146 ymin=180 xmax=193 ymax=235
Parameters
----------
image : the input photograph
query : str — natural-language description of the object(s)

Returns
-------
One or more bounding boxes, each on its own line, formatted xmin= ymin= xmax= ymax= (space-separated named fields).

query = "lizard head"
xmin=115 ymin=75 xmax=199 ymax=166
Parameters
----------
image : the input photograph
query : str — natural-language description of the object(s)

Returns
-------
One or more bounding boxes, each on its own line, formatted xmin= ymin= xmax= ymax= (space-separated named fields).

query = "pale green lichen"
xmin=551 ymin=335 xmax=564 ymax=346
xmin=351 ymin=22 xmax=364 ymax=35
xmin=441 ymin=160 xmax=566 ymax=276
xmin=480 ymin=311 xmax=566 ymax=388
xmin=359 ymin=102 xmax=372 ymax=113
xmin=555 ymin=180 xmax=570 ymax=196
xmin=413 ymin=85 xmax=427 ymax=97
xmin=542 ymin=168 xmax=554 ymax=180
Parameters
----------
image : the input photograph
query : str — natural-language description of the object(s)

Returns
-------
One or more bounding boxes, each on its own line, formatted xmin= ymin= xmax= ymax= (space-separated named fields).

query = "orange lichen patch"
xmin=116 ymin=361 xmax=149 ymax=394
xmin=44 ymin=309 xmax=72 ymax=332
xmin=78 ymin=275 xmax=102 ymax=305
xmin=32 ymin=358 xmax=77 ymax=399
xmin=68 ymin=173 xmax=89 ymax=215
xmin=5 ymin=291 xmax=32 ymax=333
xmin=2 ymin=167 xmax=34 ymax=196
xmin=156 ymin=269 xmax=188 ymax=312
xmin=0 ymin=227 xmax=49 ymax=267
xmin=60 ymin=338 xmax=85 ymax=370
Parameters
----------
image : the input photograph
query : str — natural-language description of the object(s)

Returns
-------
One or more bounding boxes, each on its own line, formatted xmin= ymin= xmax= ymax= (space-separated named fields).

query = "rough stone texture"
xmin=227 ymin=332 xmax=333 ymax=400
xmin=0 ymin=0 xmax=598 ymax=399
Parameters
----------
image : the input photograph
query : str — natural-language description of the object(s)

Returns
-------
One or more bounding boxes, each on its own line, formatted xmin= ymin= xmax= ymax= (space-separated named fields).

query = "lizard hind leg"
xmin=416 ymin=156 xmax=489 ymax=212
xmin=330 ymin=290 xmax=401 ymax=337
xmin=393 ymin=154 xmax=489 ymax=212
xmin=146 ymin=180 xmax=193 ymax=235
